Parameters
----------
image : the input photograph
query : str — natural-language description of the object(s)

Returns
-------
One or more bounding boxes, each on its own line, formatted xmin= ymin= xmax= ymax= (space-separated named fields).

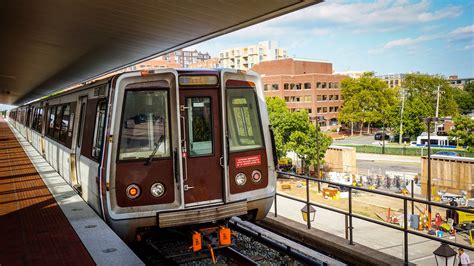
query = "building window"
xmin=322 ymin=82 xmax=327 ymax=89
xmin=317 ymin=107 xmax=322 ymax=113
xmin=264 ymin=84 xmax=269 ymax=91
xmin=317 ymin=95 xmax=322 ymax=101
xmin=271 ymin=84 xmax=279 ymax=90
xmin=328 ymin=82 xmax=332 ymax=89
xmin=306 ymin=108 xmax=312 ymax=114
xmin=334 ymin=83 xmax=339 ymax=88
xmin=323 ymin=107 xmax=327 ymax=113
xmin=304 ymin=82 xmax=311 ymax=89
xmin=316 ymin=82 xmax=322 ymax=88
xmin=303 ymin=95 xmax=312 ymax=102
xmin=284 ymin=83 xmax=289 ymax=90
xmin=322 ymin=95 xmax=328 ymax=101
xmin=335 ymin=95 xmax=339 ymax=101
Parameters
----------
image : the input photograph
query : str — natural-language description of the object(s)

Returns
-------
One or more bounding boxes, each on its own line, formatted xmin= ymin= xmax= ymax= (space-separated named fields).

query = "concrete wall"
xmin=421 ymin=156 xmax=474 ymax=197
xmin=323 ymin=145 xmax=357 ymax=174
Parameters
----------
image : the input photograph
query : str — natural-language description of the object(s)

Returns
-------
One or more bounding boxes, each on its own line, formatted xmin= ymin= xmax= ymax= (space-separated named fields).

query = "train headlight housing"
xmin=150 ymin=182 xmax=165 ymax=198
xmin=251 ymin=170 xmax=262 ymax=183
xmin=235 ymin=173 xmax=247 ymax=186
xmin=126 ymin=184 xmax=141 ymax=199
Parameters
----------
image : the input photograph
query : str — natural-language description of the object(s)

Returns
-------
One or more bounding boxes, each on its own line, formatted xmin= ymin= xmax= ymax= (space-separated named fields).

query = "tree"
xmin=286 ymin=124 xmax=331 ymax=174
xmin=265 ymin=97 xmax=332 ymax=173
xmin=339 ymin=72 xmax=399 ymax=134
xmin=454 ymin=82 xmax=474 ymax=114
xmin=396 ymin=74 xmax=459 ymax=138
xmin=449 ymin=115 xmax=474 ymax=152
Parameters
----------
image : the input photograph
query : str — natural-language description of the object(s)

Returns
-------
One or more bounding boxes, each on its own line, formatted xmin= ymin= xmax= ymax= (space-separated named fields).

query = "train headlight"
xmin=235 ymin=173 xmax=247 ymax=186
xmin=150 ymin=182 xmax=165 ymax=198
xmin=126 ymin=184 xmax=141 ymax=199
xmin=251 ymin=170 xmax=262 ymax=183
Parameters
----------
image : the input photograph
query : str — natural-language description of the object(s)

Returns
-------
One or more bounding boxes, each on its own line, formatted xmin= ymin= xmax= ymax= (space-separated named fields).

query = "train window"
xmin=53 ymin=105 xmax=63 ymax=140
xmin=48 ymin=106 xmax=56 ymax=137
xmin=59 ymin=105 xmax=70 ymax=143
xmin=119 ymin=90 xmax=170 ymax=161
xmin=187 ymin=97 xmax=213 ymax=156
xmin=92 ymin=101 xmax=107 ymax=159
xmin=37 ymin=108 xmax=43 ymax=133
xmin=226 ymin=88 xmax=264 ymax=152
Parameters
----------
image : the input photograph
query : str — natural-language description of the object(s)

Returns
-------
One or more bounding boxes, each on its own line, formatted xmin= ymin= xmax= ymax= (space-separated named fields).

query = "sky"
xmin=189 ymin=0 xmax=474 ymax=77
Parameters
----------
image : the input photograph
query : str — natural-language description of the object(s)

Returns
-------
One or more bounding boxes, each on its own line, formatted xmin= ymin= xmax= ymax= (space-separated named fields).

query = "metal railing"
xmin=274 ymin=171 xmax=474 ymax=265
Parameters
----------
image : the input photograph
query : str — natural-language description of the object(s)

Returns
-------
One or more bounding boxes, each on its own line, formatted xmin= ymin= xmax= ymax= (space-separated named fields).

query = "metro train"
xmin=8 ymin=68 xmax=277 ymax=242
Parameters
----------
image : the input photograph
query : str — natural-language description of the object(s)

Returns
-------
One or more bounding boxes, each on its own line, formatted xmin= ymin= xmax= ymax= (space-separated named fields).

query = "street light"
xmin=422 ymin=116 xmax=443 ymax=226
xmin=433 ymin=243 xmax=457 ymax=266
xmin=301 ymin=205 xmax=316 ymax=222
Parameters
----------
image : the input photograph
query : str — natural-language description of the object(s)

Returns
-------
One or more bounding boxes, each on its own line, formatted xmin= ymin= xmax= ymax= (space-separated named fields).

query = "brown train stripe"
xmin=0 ymin=117 xmax=95 ymax=265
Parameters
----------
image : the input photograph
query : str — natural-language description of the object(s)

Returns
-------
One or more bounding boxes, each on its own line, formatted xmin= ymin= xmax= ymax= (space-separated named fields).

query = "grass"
xmin=337 ymin=144 xmax=474 ymax=157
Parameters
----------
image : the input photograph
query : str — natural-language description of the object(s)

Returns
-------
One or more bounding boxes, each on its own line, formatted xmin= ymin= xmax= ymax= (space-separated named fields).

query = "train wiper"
xmin=145 ymin=135 xmax=165 ymax=166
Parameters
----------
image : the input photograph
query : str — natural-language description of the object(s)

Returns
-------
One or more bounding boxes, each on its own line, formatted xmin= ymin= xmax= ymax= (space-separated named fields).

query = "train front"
xmin=104 ymin=69 xmax=276 ymax=241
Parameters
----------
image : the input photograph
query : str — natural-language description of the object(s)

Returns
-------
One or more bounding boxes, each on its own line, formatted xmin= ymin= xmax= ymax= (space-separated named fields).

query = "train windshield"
xmin=226 ymin=88 xmax=264 ymax=152
xmin=118 ymin=89 xmax=170 ymax=160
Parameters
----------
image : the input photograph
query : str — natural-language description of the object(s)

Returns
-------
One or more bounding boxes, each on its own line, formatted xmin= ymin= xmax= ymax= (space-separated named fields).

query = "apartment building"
xmin=189 ymin=58 xmax=220 ymax=68
xmin=448 ymin=75 xmax=474 ymax=89
xmin=158 ymin=49 xmax=211 ymax=68
xmin=377 ymin=73 xmax=406 ymax=88
xmin=219 ymin=41 xmax=287 ymax=70
xmin=252 ymin=58 xmax=347 ymax=130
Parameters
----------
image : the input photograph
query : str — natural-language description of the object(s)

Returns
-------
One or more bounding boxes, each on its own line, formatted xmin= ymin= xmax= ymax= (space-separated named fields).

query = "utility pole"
xmin=382 ymin=110 xmax=386 ymax=154
xmin=316 ymin=117 xmax=321 ymax=192
xmin=399 ymin=88 xmax=406 ymax=145
xmin=434 ymin=85 xmax=440 ymax=135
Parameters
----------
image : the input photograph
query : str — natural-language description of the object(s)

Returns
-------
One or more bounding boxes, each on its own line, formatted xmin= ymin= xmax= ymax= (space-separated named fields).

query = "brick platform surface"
xmin=0 ymin=117 xmax=94 ymax=265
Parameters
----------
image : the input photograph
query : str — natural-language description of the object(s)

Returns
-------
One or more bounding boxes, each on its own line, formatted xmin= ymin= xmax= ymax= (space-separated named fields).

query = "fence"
xmin=338 ymin=144 xmax=474 ymax=157
xmin=274 ymin=171 xmax=474 ymax=265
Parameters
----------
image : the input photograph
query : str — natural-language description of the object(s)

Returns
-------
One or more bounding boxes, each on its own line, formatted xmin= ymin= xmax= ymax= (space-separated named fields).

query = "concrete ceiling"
xmin=0 ymin=0 xmax=321 ymax=105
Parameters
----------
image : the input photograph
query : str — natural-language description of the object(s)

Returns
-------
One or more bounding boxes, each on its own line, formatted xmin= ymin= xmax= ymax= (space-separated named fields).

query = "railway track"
xmin=134 ymin=218 xmax=346 ymax=265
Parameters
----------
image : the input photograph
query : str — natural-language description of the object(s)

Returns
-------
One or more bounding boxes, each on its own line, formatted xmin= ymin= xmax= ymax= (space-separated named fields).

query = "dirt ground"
xmin=277 ymin=179 xmax=461 ymax=227
xmin=277 ymin=178 xmax=474 ymax=246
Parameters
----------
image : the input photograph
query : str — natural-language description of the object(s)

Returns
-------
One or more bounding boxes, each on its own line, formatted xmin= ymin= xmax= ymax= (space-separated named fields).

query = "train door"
xmin=74 ymin=96 xmax=87 ymax=191
xmin=179 ymin=88 xmax=223 ymax=205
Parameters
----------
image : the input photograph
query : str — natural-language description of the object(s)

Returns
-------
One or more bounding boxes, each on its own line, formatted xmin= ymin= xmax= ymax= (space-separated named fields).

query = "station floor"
xmin=0 ymin=116 xmax=95 ymax=265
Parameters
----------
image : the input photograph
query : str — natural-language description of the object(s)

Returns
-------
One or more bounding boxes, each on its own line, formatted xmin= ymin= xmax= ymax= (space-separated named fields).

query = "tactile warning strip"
xmin=0 ymin=117 xmax=94 ymax=265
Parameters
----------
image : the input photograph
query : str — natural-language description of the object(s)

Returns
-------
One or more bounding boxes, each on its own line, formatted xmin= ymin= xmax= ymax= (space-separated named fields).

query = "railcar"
xmin=8 ymin=68 xmax=277 ymax=242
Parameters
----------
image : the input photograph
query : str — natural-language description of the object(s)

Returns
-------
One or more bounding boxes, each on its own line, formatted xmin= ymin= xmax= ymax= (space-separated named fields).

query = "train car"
xmin=7 ymin=68 xmax=277 ymax=242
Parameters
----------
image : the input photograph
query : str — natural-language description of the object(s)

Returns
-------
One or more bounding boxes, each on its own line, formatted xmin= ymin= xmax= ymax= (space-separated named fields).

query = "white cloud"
xmin=383 ymin=35 xmax=438 ymax=49
xmin=464 ymin=44 xmax=474 ymax=50
xmin=449 ymin=24 xmax=474 ymax=40
xmin=271 ymin=0 xmax=461 ymax=29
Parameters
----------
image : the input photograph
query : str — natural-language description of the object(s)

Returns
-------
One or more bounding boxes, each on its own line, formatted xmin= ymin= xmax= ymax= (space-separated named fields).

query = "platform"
xmin=0 ymin=117 xmax=143 ymax=265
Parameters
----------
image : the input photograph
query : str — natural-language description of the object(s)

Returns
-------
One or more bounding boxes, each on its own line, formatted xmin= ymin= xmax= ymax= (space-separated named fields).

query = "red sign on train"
xmin=235 ymin=155 xmax=261 ymax=168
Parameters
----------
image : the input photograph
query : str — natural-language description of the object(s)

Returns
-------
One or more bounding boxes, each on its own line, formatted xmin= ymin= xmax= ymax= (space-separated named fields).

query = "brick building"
xmin=251 ymin=58 xmax=347 ymax=130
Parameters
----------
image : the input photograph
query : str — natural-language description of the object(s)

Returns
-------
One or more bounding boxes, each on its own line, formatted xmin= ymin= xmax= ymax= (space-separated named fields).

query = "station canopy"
xmin=0 ymin=0 xmax=320 ymax=105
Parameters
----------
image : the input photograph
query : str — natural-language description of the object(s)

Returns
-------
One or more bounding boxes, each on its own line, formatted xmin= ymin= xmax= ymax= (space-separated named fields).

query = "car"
xmin=392 ymin=134 xmax=411 ymax=143
xmin=374 ymin=132 xmax=390 ymax=140
xmin=432 ymin=150 xmax=461 ymax=157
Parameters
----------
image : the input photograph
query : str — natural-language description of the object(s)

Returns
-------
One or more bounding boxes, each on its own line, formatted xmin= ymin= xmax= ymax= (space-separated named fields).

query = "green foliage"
xmin=394 ymin=73 xmax=459 ymax=138
xmin=265 ymin=97 xmax=332 ymax=173
xmin=339 ymin=72 xmax=399 ymax=132
xmin=454 ymin=82 xmax=474 ymax=114
xmin=449 ymin=115 xmax=474 ymax=152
